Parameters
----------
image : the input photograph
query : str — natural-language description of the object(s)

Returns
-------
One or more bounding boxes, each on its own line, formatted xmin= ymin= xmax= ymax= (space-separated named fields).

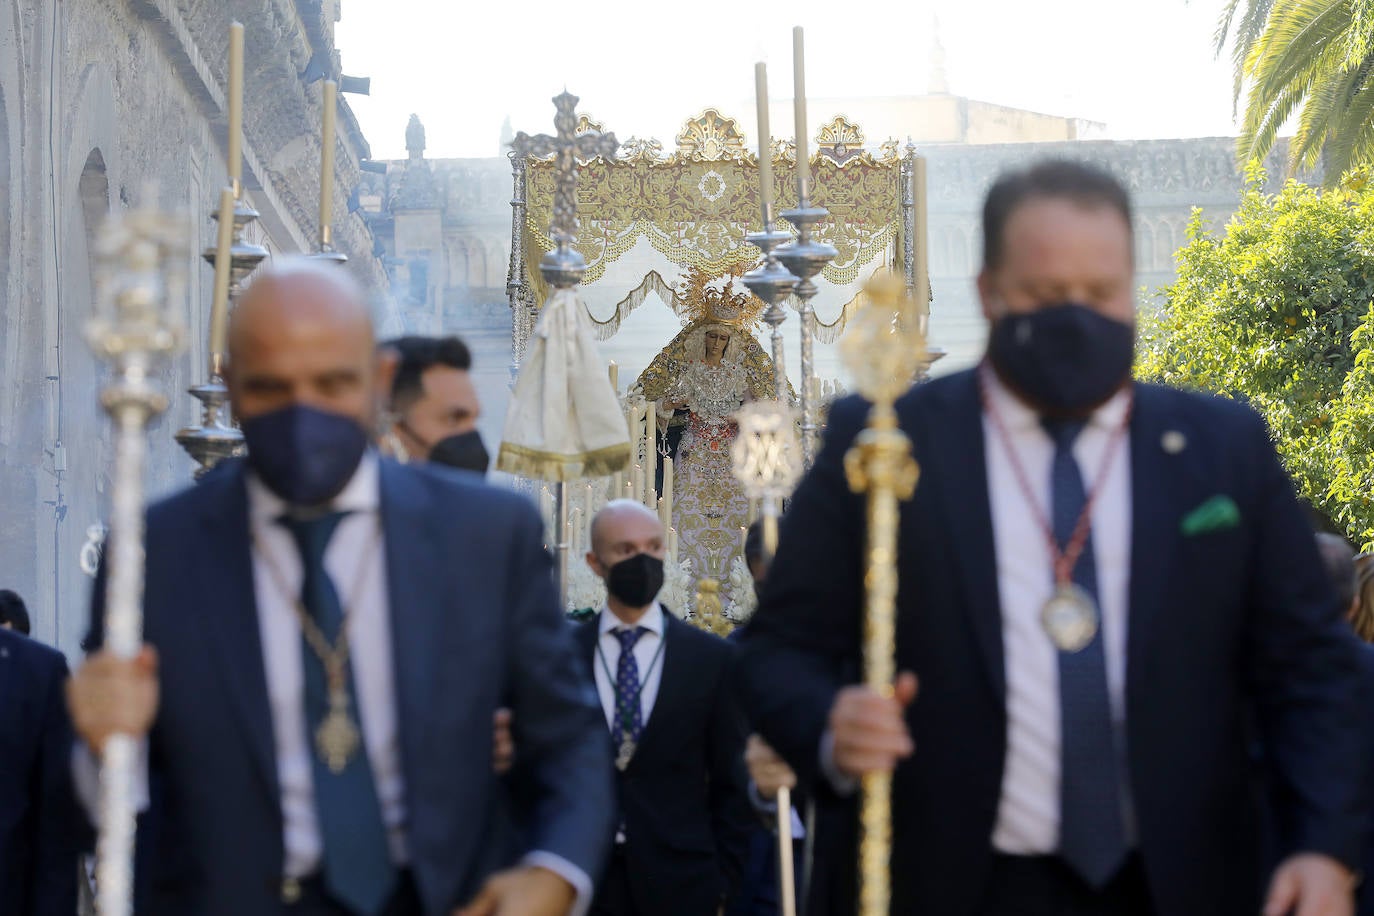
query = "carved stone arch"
xmin=47 ymin=61 xmax=118 ymax=653
xmin=79 ymin=149 xmax=109 ymax=246
xmin=1155 ymin=218 xmax=1178 ymax=269
xmin=1134 ymin=217 xmax=1155 ymax=268
xmin=486 ymin=242 xmax=507 ymax=290
xmin=955 ymin=225 xmax=974 ymax=277
xmin=453 ymin=238 xmax=475 ymax=288
xmin=458 ymin=237 xmax=480 ymax=288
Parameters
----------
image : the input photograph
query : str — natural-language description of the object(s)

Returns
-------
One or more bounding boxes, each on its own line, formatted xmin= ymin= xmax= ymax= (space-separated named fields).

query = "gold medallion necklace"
xmin=254 ymin=517 xmax=384 ymax=773
xmin=979 ymin=368 xmax=1132 ymax=653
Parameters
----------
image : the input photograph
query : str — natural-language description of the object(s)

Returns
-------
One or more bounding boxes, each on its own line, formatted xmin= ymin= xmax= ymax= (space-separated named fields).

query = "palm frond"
xmin=1291 ymin=47 xmax=1374 ymax=170
xmin=1325 ymin=65 xmax=1374 ymax=174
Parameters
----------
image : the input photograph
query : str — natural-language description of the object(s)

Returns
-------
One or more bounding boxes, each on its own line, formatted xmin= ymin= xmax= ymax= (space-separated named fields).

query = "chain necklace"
xmin=978 ymin=367 xmax=1132 ymax=652
xmin=595 ymin=628 xmax=667 ymax=771
xmin=253 ymin=517 xmax=384 ymax=773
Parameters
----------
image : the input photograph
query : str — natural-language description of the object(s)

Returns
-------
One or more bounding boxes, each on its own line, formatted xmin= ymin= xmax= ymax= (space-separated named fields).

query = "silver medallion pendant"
xmin=1041 ymin=583 xmax=1099 ymax=653
xmin=615 ymin=738 xmax=636 ymax=772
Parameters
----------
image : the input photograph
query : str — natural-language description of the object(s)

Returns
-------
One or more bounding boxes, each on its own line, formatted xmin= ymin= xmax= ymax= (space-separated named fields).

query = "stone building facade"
xmin=0 ymin=0 xmax=383 ymax=654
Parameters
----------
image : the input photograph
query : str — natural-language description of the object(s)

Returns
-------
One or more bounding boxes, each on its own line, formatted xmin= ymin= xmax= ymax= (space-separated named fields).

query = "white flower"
xmin=660 ymin=557 xmax=696 ymax=619
xmin=725 ymin=555 xmax=758 ymax=623
xmin=566 ymin=560 xmax=607 ymax=614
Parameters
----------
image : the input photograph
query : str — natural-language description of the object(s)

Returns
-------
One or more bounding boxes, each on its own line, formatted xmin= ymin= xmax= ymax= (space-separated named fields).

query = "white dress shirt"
xmin=981 ymin=370 xmax=1133 ymax=854
xmin=592 ymin=602 xmax=667 ymax=734
xmin=245 ymin=453 xmax=408 ymax=876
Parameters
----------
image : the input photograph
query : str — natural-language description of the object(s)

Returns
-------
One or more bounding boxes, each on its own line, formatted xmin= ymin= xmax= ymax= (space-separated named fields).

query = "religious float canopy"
xmin=506 ymin=109 xmax=923 ymax=352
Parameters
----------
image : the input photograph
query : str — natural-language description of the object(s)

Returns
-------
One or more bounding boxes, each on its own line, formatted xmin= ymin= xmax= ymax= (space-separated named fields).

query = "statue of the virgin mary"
xmin=631 ymin=265 xmax=784 ymax=580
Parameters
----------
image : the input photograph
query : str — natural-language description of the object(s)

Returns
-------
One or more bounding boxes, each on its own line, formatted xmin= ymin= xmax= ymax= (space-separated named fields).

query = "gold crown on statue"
xmin=678 ymin=263 xmax=766 ymax=331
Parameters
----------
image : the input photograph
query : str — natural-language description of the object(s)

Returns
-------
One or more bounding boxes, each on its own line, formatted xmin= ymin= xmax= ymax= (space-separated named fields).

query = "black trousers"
xmin=284 ymin=869 xmax=423 ymax=916
xmin=590 ymin=847 xmax=635 ymax=916
xmin=976 ymin=854 xmax=1154 ymax=916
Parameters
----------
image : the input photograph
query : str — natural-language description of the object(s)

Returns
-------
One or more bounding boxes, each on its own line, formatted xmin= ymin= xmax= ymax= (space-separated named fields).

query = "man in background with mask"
xmin=381 ymin=335 xmax=488 ymax=473
xmin=572 ymin=500 xmax=752 ymax=916
xmin=738 ymin=160 xmax=1367 ymax=916
xmin=66 ymin=260 xmax=612 ymax=915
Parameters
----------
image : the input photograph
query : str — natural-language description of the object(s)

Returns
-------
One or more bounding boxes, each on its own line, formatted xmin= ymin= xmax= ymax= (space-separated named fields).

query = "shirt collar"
xmin=979 ymin=363 xmax=1132 ymax=435
xmin=600 ymin=601 xmax=665 ymax=638
xmin=246 ymin=450 xmax=380 ymax=525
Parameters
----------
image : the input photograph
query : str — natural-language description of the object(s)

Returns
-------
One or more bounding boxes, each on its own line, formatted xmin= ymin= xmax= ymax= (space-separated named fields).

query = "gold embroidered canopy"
xmin=518 ymin=110 xmax=911 ymax=328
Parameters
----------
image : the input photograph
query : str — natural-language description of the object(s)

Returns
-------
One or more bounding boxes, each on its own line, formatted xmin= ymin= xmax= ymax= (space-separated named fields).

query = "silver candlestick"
xmin=86 ymin=194 xmax=187 ymax=916
xmin=510 ymin=91 xmax=620 ymax=608
xmin=775 ymin=197 xmax=837 ymax=468
xmin=175 ymin=197 xmax=267 ymax=475
xmin=743 ymin=224 xmax=798 ymax=405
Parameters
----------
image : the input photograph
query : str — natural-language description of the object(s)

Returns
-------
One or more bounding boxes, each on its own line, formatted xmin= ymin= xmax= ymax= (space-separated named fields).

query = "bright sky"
xmin=337 ymin=0 xmax=1242 ymax=160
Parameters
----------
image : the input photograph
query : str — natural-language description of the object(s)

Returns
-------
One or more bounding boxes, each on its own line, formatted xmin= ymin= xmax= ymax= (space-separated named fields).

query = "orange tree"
xmin=1138 ymin=171 xmax=1374 ymax=545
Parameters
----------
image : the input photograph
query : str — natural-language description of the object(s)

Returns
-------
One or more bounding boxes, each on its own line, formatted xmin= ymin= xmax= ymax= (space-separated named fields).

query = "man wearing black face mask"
xmin=738 ymin=160 xmax=1367 ymax=916
xmin=67 ymin=261 xmax=613 ymax=916
xmin=572 ymin=500 xmax=752 ymax=916
xmin=381 ymin=335 xmax=489 ymax=473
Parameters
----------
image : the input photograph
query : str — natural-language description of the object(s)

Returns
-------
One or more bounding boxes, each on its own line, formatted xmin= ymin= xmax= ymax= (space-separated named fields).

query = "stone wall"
xmin=0 ymin=0 xmax=383 ymax=655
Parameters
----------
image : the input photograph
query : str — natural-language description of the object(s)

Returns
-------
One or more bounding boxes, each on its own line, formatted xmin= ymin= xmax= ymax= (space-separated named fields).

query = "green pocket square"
xmin=1180 ymin=495 xmax=1241 ymax=536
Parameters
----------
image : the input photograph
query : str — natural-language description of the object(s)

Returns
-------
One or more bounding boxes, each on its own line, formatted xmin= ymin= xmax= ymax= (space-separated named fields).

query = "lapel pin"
xmin=1162 ymin=430 xmax=1187 ymax=454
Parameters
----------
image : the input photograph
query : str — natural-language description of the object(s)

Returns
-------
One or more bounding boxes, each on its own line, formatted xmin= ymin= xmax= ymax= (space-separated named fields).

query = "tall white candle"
xmin=227 ymin=22 xmax=244 ymax=195
xmin=755 ymin=62 xmax=774 ymax=225
xmin=207 ymin=186 xmax=235 ymax=378
xmin=608 ymin=360 xmax=619 ymax=394
xmin=662 ymin=450 xmax=674 ymax=531
xmin=319 ymin=80 xmax=337 ymax=249
xmin=792 ymin=27 xmax=810 ymax=198
xmin=914 ymin=153 xmax=931 ymax=319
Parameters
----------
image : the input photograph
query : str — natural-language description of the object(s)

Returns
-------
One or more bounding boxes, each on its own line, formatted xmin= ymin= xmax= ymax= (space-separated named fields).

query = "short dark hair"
xmin=981 ymin=159 xmax=1133 ymax=271
xmin=382 ymin=336 xmax=473 ymax=412
xmin=0 ymin=590 xmax=31 ymax=635
xmin=1316 ymin=532 xmax=1358 ymax=610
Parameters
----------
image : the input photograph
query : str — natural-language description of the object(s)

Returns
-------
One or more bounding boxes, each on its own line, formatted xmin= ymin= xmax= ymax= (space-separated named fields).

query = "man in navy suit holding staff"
xmin=738 ymin=160 xmax=1367 ymax=916
xmin=67 ymin=260 xmax=612 ymax=916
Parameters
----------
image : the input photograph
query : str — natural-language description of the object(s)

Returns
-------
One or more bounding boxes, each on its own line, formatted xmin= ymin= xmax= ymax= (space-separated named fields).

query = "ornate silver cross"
xmin=511 ymin=91 xmax=619 ymax=289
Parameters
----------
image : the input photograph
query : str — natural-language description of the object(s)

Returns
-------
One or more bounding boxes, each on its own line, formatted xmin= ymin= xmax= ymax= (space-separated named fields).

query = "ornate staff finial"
xmin=86 ymin=192 xmax=188 ymax=916
xmin=840 ymin=273 xmax=924 ymax=916
xmin=511 ymin=91 xmax=620 ymax=290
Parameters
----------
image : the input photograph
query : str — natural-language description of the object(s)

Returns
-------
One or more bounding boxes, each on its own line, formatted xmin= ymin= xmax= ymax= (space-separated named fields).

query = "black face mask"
xmin=241 ymin=404 xmax=369 ymax=507
xmin=986 ymin=302 xmax=1134 ymax=416
xmin=428 ymin=431 xmax=490 ymax=474
xmin=602 ymin=553 xmax=665 ymax=609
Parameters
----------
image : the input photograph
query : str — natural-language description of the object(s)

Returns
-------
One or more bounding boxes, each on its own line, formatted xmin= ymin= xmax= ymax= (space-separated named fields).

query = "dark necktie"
xmin=280 ymin=512 xmax=396 ymax=915
xmin=1041 ymin=419 xmax=1129 ymax=888
xmin=613 ymin=626 xmax=648 ymax=748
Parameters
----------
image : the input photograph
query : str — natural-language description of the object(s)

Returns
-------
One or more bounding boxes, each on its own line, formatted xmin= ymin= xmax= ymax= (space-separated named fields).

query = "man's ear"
xmin=221 ymin=359 xmax=240 ymax=421
xmin=586 ymin=552 xmax=604 ymax=578
xmin=374 ymin=346 xmax=399 ymax=405
xmin=976 ymin=270 xmax=1000 ymax=324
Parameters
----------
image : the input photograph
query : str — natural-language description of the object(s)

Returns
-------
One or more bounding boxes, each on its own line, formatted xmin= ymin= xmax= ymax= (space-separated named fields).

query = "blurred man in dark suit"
xmin=67 ymin=260 xmax=612 ymax=916
xmin=0 ymin=624 xmax=78 ymax=915
xmin=740 ymin=160 xmax=1367 ymax=916
xmin=0 ymin=589 xmax=32 ymax=634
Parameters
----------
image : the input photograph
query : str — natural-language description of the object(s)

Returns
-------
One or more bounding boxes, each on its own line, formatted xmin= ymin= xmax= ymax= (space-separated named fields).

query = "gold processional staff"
xmin=841 ymin=275 xmax=925 ymax=916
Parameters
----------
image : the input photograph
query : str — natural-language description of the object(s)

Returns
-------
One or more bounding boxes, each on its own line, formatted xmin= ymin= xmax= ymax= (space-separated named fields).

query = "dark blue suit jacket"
xmin=739 ymin=371 xmax=1368 ymax=916
xmin=0 ymin=628 xmax=78 ymax=916
xmin=88 ymin=458 xmax=614 ymax=915
xmin=574 ymin=611 xmax=753 ymax=916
